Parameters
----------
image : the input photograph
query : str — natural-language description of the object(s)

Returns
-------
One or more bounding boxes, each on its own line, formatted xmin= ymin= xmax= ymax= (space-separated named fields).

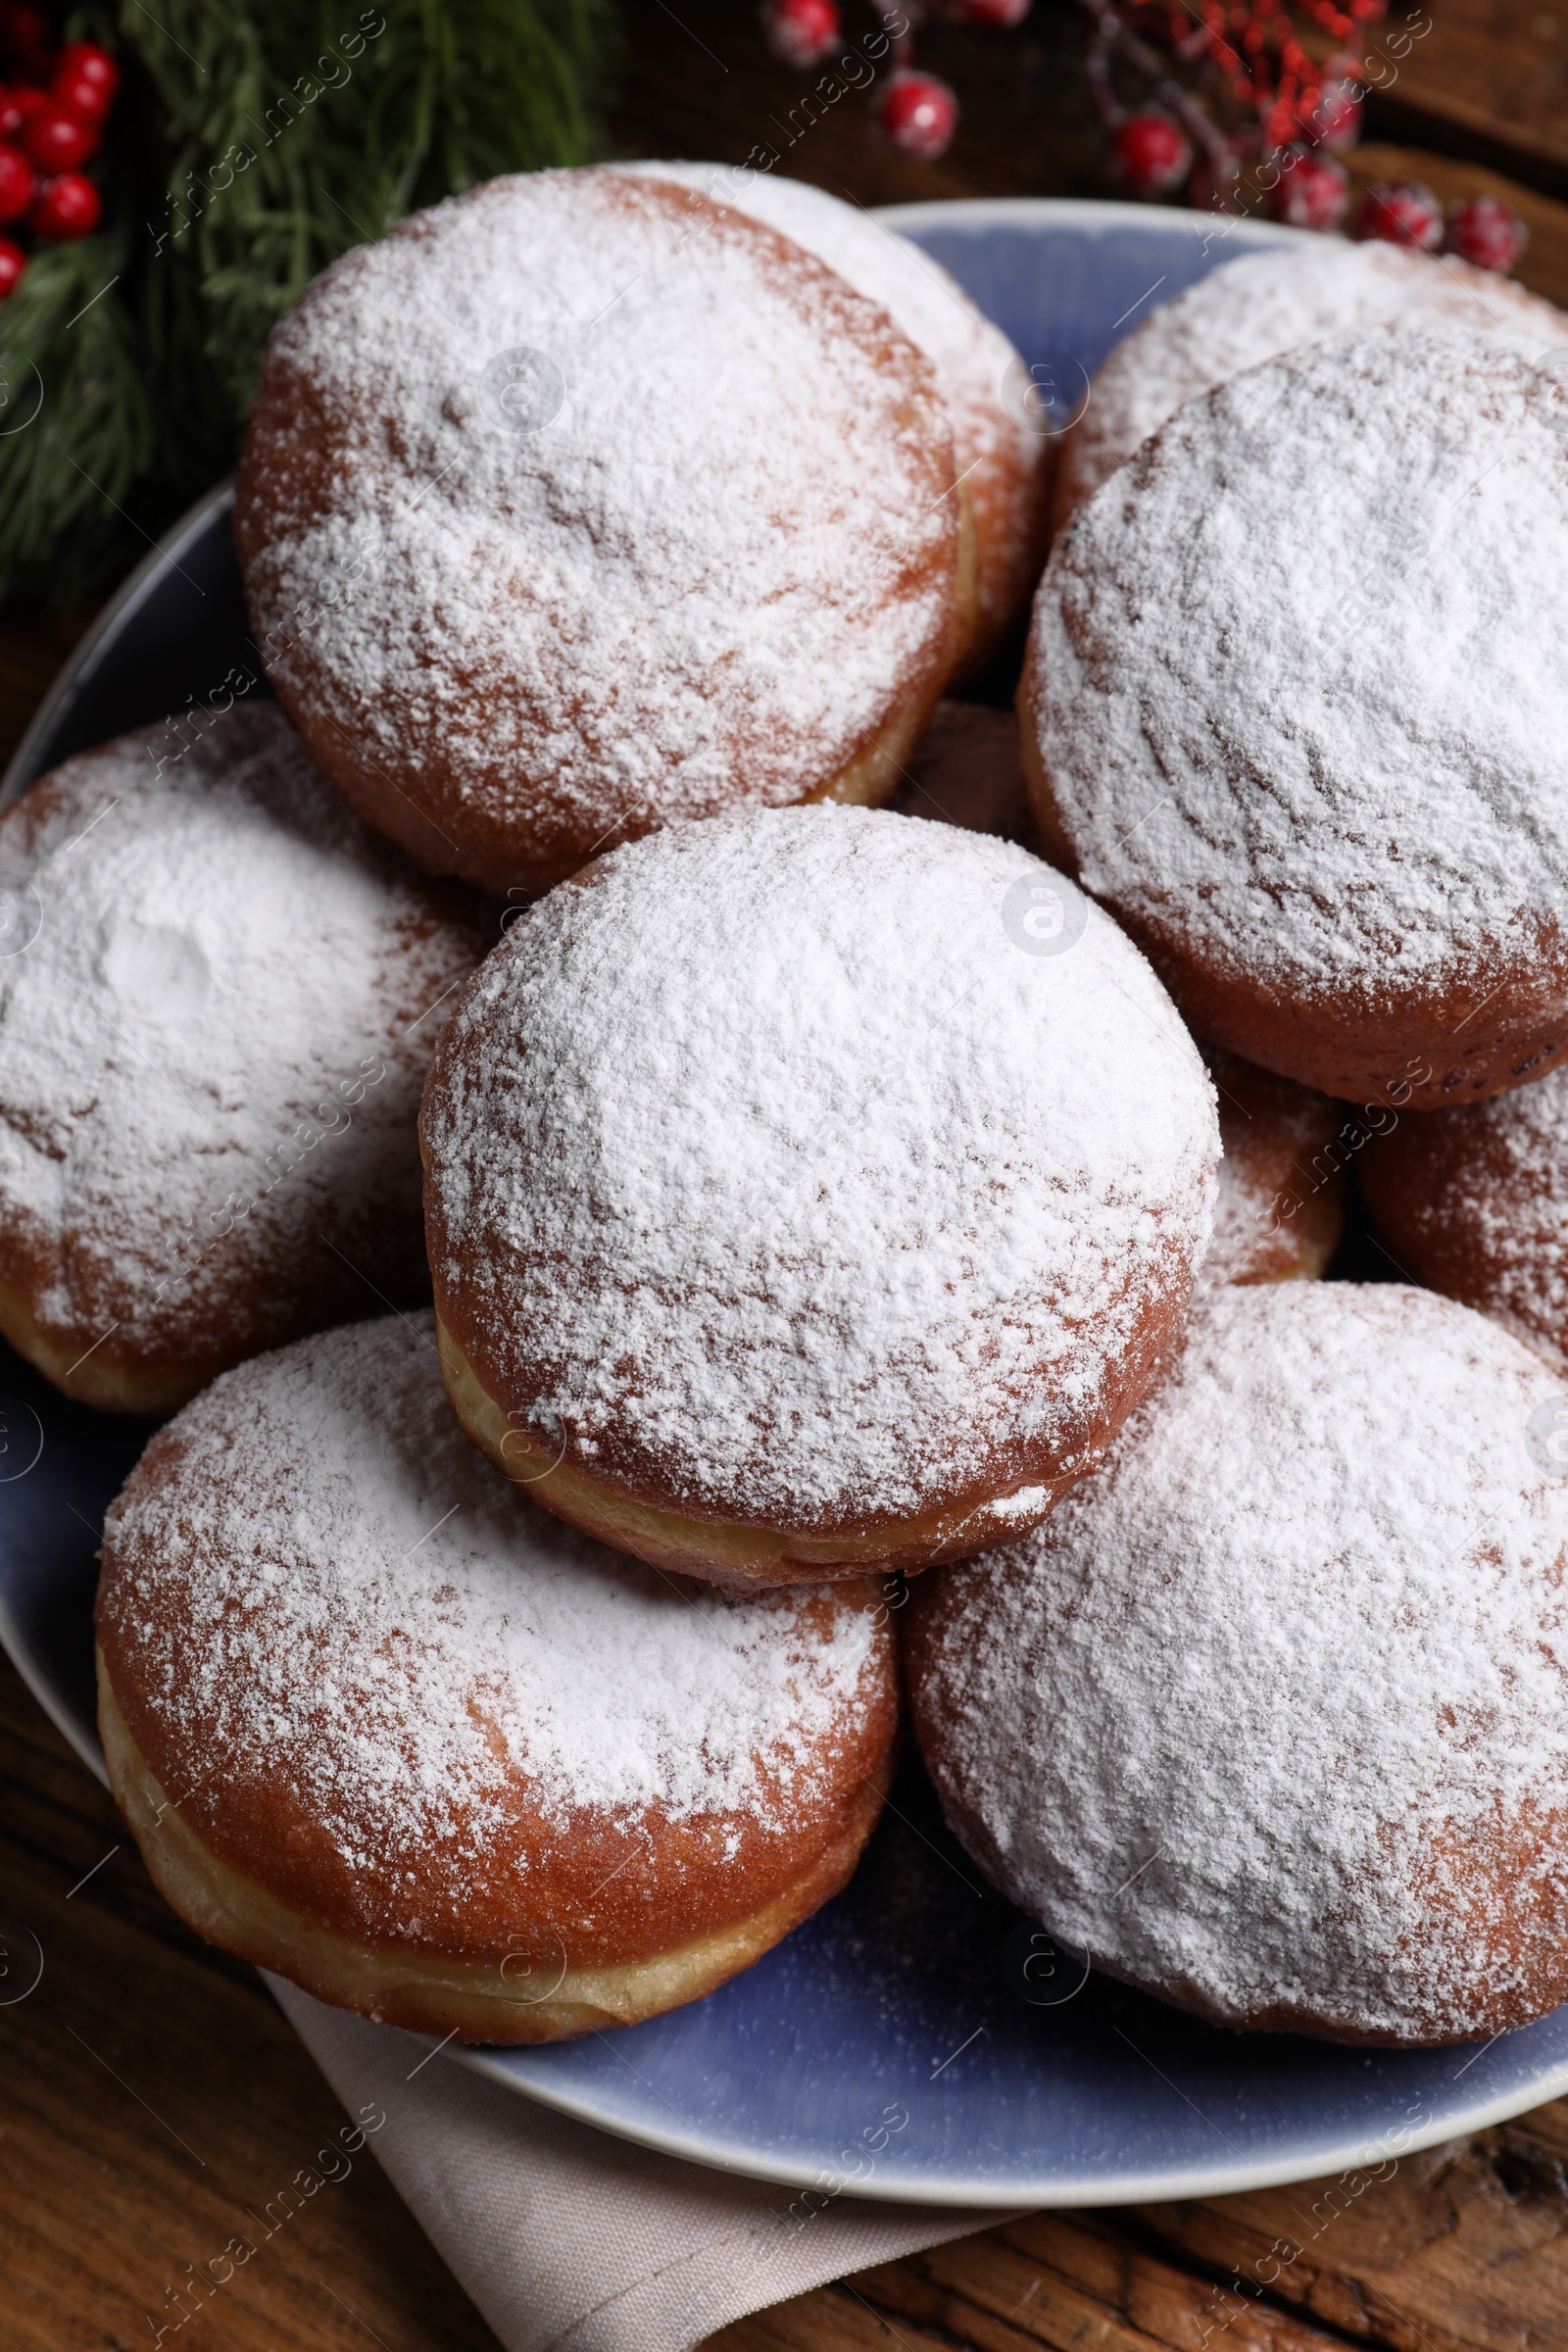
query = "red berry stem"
xmin=1083 ymin=0 xmax=1236 ymax=186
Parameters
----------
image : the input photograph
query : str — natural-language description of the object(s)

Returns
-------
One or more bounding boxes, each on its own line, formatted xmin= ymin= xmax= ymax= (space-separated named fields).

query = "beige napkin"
xmin=270 ymin=1977 xmax=1019 ymax=2352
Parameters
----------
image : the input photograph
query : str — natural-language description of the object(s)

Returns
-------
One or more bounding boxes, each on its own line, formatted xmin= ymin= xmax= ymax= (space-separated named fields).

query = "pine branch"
xmin=127 ymin=0 xmax=612 ymax=416
xmin=0 ymin=0 xmax=612 ymax=612
xmin=0 ymin=225 xmax=161 ymax=608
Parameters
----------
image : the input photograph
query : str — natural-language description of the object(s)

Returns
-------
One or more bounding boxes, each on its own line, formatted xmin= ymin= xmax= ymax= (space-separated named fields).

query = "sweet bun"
xmin=235 ymin=167 xmax=966 ymax=897
xmin=621 ymin=164 xmax=1048 ymax=677
xmin=1360 ymin=1066 xmax=1568 ymax=1368
xmin=1202 ymin=1046 xmax=1343 ymax=1286
xmin=422 ymin=805 xmax=1219 ymax=1588
xmin=906 ymin=1282 xmax=1568 ymax=2046
xmin=1022 ymin=322 xmax=1568 ymax=1107
xmin=1053 ymin=238 xmax=1567 ymax=531
xmin=0 ymin=706 xmax=477 ymax=1414
xmin=95 ymin=1314 xmax=898 ymax=2043
xmin=888 ymin=700 xmax=1034 ymax=843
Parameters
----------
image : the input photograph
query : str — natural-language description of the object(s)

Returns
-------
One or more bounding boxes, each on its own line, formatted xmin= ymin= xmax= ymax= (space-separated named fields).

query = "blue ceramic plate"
xmin=6 ymin=198 xmax=1568 ymax=2207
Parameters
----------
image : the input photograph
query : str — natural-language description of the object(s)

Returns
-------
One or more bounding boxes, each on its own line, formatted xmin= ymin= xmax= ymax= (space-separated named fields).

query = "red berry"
xmin=23 ymin=102 xmax=98 ymax=173
xmin=877 ymin=69 xmax=958 ymax=162
xmin=1354 ymin=178 xmax=1443 ymax=251
xmin=28 ymin=169 xmax=100 ymax=238
xmin=1443 ymin=193 xmax=1528 ymax=275
xmin=0 ymin=135 xmax=29 ymax=220
xmin=53 ymin=64 xmax=113 ymax=125
xmin=0 ymin=232 xmax=23 ymax=296
xmin=1271 ymin=145 xmax=1349 ymax=230
xmin=56 ymin=40 xmax=118 ymax=105
xmin=0 ymin=81 xmax=43 ymax=139
xmin=1110 ymin=110 xmax=1192 ymax=200
xmin=761 ymin=0 xmax=841 ymax=69
xmin=947 ymin=0 xmax=1032 ymax=24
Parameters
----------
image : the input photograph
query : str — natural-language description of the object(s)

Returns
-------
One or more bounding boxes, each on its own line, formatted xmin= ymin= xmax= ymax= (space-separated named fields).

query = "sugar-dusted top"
xmin=423 ymin=805 xmax=1219 ymax=1530
xmin=1031 ymin=323 xmax=1568 ymax=1004
xmin=619 ymin=163 xmax=1041 ymax=637
xmin=910 ymin=1282 xmax=1568 ymax=2042
xmin=236 ymin=168 xmax=958 ymax=878
xmin=99 ymin=1314 xmax=890 ymax=1882
xmin=0 ymin=705 xmax=475 ymax=1371
xmin=1055 ymin=238 xmax=1566 ymax=519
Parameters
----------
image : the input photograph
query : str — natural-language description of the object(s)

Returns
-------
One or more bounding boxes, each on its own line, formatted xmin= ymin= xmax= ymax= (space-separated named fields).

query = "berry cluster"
xmin=0 ymin=5 xmax=117 ymax=299
xmin=762 ymin=0 xmax=985 ymax=162
xmin=1353 ymin=179 xmax=1529 ymax=270
xmin=760 ymin=0 xmax=1529 ymax=277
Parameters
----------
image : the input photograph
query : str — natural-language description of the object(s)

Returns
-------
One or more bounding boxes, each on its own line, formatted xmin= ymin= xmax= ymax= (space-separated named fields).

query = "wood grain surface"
xmin=7 ymin=4 xmax=1568 ymax=2342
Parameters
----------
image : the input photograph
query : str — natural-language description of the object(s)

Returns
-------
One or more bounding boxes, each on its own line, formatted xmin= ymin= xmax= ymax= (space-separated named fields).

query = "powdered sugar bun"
xmin=1361 ymin=1067 xmax=1568 ymax=1370
xmin=1202 ymin=1045 xmax=1344 ymax=1286
xmin=1023 ymin=321 xmax=1568 ymax=1107
xmin=235 ymin=167 xmax=966 ymax=897
xmin=0 ymin=707 xmax=478 ymax=1414
xmin=620 ymin=164 xmax=1047 ymax=677
xmin=906 ymin=1282 xmax=1568 ymax=2046
xmin=95 ymin=1313 xmax=897 ymax=2043
xmin=1053 ymin=238 xmax=1568 ymax=530
xmin=421 ymin=805 xmax=1220 ymax=1588
xmin=888 ymin=700 xmax=1034 ymax=843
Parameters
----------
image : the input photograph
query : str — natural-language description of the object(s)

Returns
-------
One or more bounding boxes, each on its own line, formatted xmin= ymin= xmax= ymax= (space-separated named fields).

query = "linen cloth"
xmin=272 ymin=1978 xmax=1019 ymax=2352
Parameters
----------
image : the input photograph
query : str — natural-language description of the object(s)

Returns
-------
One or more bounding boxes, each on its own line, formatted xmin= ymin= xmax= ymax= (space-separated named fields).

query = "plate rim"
xmin=451 ymin=2035 xmax=1568 ymax=2206
xmin=0 ymin=476 xmax=237 ymax=811
xmin=0 ymin=1582 xmax=106 ymax=1787
xmin=868 ymin=190 xmax=1313 ymax=247
xmin=4 ymin=194 xmax=1561 ymax=2209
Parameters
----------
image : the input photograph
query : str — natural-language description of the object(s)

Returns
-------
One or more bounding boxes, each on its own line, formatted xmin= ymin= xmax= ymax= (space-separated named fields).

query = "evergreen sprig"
xmin=0 ymin=0 xmax=612 ymax=612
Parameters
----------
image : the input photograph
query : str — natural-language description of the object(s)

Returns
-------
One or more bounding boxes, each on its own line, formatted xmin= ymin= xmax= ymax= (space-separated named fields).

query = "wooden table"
xmin=8 ymin=7 xmax=1568 ymax=2340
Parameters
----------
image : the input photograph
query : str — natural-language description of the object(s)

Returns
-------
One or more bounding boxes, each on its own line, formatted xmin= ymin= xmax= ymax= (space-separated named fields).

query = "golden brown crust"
xmin=903 ymin=1359 xmax=1568 ymax=2049
xmin=99 ymin=1646 xmax=896 ymax=2043
xmin=420 ymin=808 xmax=1216 ymax=1579
xmin=235 ymin=170 xmax=965 ymax=896
xmin=0 ymin=1228 xmax=434 ymax=1419
xmin=437 ymin=1312 xmax=1080 ymax=1587
xmin=0 ymin=1266 xmax=236 ymax=1416
xmin=1203 ymin=1045 xmax=1345 ymax=1286
xmin=94 ymin=1308 xmax=904 ymax=2015
xmin=98 ymin=1481 xmax=900 ymax=1974
xmin=275 ymin=605 xmax=963 ymax=901
xmin=0 ymin=721 xmax=479 ymax=1414
xmin=1016 ymin=695 xmax=1568 ymax=1108
xmin=1358 ymin=1101 xmax=1568 ymax=1368
xmin=948 ymin=429 xmax=1049 ymax=684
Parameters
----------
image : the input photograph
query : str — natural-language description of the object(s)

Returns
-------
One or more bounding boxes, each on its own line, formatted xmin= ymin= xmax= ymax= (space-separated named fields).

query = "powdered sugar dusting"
xmin=1056 ymin=238 xmax=1566 ymax=519
xmin=0 ymin=705 xmax=476 ymax=1368
xmin=423 ymin=806 xmax=1219 ymax=1527
xmin=99 ymin=1313 xmax=887 ymax=1872
xmin=238 ymin=168 xmax=957 ymax=875
xmin=618 ymin=164 xmax=1043 ymax=639
xmin=1374 ymin=1070 xmax=1568 ymax=1366
xmin=912 ymin=1283 xmax=1568 ymax=2041
xmin=1032 ymin=322 xmax=1568 ymax=1000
